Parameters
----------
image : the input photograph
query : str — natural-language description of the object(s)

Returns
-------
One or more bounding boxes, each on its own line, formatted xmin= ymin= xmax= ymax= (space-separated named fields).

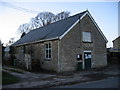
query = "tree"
xmin=55 ymin=11 xmax=70 ymax=21
xmin=29 ymin=18 xmax=40 ymax=30
xmin=35 ymin=11 xmax=70 ymax=26
xmin=35 ymin=12 xmax=55 ymax=26
xmin=8 ymin=38 xmax=15 ymax=45
xmin=17 ymin=11 xmax=70 ymax=35
xmin=17 ymin=23 xmax=30 ymax=34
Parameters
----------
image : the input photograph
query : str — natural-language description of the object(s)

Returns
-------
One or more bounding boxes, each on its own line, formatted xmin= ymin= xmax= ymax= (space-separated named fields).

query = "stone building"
xmin=12 ymin=10 xmax=108 ymax=72
xmin=107 ymin=36 xmax=120 ymax=64
xmin=112 ymin=36 xmax=120 ymax=52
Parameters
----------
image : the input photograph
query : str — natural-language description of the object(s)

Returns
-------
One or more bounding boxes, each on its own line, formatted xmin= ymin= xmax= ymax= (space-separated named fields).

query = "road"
xmin=54 ymin=77 xmax=119 ymax=88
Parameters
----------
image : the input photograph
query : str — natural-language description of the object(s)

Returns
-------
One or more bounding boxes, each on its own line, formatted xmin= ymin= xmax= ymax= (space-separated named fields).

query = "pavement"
xmin=54 ymin=77 xmax=119 ymax=88
xmin=2 ymin=64 xmax=120 ymax=88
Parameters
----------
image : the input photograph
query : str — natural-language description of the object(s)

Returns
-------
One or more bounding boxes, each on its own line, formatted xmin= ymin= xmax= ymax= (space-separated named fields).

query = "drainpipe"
xmin=57 ymin=40 xmax=60 ymax=72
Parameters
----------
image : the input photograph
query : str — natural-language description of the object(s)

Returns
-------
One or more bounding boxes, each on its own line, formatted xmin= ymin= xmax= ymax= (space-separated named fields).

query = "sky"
xmin=0 ymin=0 xmax=119 ymax=48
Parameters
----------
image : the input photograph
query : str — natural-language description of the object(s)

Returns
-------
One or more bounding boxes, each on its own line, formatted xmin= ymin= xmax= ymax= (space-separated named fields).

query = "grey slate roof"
xmin=13 ymin=11 xmax=87 ymax=46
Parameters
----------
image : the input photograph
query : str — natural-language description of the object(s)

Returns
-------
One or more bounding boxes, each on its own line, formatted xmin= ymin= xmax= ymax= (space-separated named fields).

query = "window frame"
xmin=82 ymin=31 xmax=92 ymax=42
xmin=45 ymin=42 xmax=52 ymax=60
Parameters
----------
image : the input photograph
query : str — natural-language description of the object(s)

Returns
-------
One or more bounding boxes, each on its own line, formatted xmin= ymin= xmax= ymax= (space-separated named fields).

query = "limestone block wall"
xmin=59 ymin=15 xmax=107 ymax=72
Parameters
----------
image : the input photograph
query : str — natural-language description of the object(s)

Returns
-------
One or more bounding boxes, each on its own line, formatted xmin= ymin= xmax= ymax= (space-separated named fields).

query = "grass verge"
xmin=8 ymin=69 xmax=24 ymax=74
xmin=3 ymin=68 xmax=24 ymax=74
xmin=2 ymin=71 xmax=19 ymax=85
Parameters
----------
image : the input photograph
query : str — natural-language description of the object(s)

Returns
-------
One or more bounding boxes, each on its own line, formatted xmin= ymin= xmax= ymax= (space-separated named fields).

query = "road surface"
xmin=54 ymin=77 xmax=119 ymax=88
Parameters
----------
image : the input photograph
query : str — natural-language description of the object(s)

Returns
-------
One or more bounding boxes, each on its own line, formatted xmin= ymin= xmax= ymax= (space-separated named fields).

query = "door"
xmin=84 ymin=51 xmax=91 ymax=69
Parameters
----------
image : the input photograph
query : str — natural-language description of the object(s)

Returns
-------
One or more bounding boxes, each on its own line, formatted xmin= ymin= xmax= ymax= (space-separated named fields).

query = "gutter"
xmin=13 ymin=37 xmax=59 ymax=47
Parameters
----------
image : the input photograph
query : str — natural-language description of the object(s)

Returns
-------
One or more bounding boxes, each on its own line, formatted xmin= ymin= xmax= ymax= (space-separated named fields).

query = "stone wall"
xmin=113 ymin=36 xmax=120 ymax=52
xmin=59 ymin=15 xmax=107 ymax=72
xmin=31 ymin=40 xmax=59 ymax=71
xmin=38 ymin=40 xmax=59 ymax=72
xmin=59 ymin=21 xmax=82 ymax=72
xmin=81 ymin=15 xmax=107 ymax=68
xmin=15 ymin=40 xmax=59 ymax=72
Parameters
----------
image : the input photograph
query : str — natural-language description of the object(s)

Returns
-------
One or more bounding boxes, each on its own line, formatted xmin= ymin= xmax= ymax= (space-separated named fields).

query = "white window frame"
xmin=82 ymin=32 xmax=92 ymax=42
xmin=45 ymin=43 xmax=52 ymax=59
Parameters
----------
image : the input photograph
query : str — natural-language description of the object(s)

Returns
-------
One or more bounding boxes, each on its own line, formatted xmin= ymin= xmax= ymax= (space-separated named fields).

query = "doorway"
xmin=84 ymin=51 xmax=91 ymax=69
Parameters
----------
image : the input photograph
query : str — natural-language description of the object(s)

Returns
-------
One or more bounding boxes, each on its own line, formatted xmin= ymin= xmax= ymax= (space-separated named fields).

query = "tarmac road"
xmin=55 ymin=77 xmax=119 ymax=88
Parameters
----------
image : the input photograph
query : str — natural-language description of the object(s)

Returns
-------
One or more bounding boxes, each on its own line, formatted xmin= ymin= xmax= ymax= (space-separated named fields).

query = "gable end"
xmin=59 ymin=11 xmax=88 ymax=40
xmin=59 ymin=11 xmax=108 ymax=43
xmin=86 ymin=11 xmax=108 ymax=43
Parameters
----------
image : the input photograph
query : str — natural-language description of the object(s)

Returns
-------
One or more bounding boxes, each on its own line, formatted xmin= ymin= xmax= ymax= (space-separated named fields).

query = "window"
xmin=82 ymin=32 xmax=92 ymax=42
xmin=45 ymin=43 xmax=52 ymax=59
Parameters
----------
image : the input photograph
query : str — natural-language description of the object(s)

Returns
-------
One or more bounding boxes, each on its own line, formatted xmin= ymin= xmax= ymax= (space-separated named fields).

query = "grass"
xmin=8 ymin=69 xmax=24 ymax=74
xmin=2 ymin=71 xmax=20 ymax=85
xmin=3 ymin=67 xmax=24 ymax=74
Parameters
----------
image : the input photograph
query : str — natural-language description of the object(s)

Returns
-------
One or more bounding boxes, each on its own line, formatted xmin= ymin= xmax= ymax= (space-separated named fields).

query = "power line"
xmin=0 ymin=1 xmax=40 ymax=14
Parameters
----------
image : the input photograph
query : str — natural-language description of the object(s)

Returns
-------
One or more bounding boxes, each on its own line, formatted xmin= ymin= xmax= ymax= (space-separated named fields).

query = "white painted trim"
xmin=59 ymin=11 xmax=88 ymax=40
xmin=84 ymin=50 xmax=92 ymax=52
xmin=82 ymin=60 xmax=85 ymax=69
xmin=86 ymin=12 xmax=108 ymax=43
xmin=59 ymin=19 xmax=79 ymax=40
xmin=44 ymin=42 xmax=52 ymax=60
xmin=80 ymin=11 xmax=88 ymax=20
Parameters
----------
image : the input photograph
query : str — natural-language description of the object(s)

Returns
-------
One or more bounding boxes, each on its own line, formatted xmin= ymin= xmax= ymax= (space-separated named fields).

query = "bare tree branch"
xmin=17 ymin=11 xmax=70 ymax=35
xmin=55 ymin=11 xmax=70 ymax=21
xmin=36 ymin=12 xmax=55 ymax=26
xmin=18 ymin=23 xmax=30 ymax=34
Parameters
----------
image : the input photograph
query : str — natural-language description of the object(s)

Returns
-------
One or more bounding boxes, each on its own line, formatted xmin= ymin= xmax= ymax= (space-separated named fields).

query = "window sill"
xmin=44 ymin=58 xmax=52 ymax=61
xmin=82 ymin=41 xmax=93 ymax=43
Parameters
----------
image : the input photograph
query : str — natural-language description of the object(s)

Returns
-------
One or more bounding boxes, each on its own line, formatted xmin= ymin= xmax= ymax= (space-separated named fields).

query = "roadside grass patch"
xmin=9 ymin=69 xmax=24 ymax=74
xmin=3 ymin=68 xmax=24 ymax=74
xmin=2 ymin=71 xmax=20 ymax=85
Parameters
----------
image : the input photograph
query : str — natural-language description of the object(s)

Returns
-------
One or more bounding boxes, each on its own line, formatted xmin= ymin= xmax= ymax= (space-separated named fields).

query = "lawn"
xmin=9 ymin=69 xmax=24 ymax=74
xmin=3 ymin=69 xmax=24 ymax=74
xmin=2 ymin=71 xmax=19 ymax=85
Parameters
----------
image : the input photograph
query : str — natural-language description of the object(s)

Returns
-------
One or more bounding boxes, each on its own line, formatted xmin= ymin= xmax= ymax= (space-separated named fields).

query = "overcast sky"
xmin=0 ymin=0 xmax=119 ymax=47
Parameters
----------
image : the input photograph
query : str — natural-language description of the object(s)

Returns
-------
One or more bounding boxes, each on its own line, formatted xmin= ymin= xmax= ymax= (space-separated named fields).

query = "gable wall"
xmin=81 ymin=15 xmax=107 ymax=68
xmin=59 ymin=15 xmax=107 ymax=72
